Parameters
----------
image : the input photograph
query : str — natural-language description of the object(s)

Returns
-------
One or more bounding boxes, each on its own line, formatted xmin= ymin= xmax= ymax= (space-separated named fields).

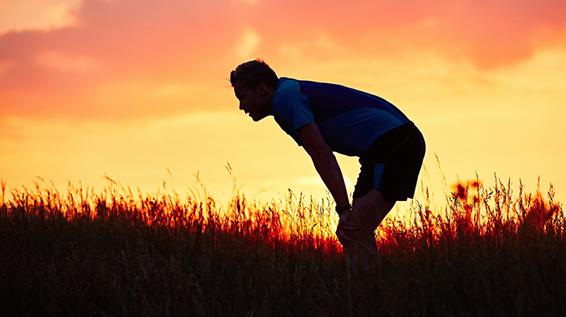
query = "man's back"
xmin=273 ymin=77 xmax=411 ymax=156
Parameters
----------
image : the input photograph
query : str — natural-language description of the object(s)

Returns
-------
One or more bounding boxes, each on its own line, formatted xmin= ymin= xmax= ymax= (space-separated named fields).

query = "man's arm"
xmin=297 ymin=122 xmax=350 ymax=209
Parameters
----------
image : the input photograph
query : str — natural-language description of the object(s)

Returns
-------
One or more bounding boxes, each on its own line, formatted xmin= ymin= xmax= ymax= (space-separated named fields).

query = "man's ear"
xmin=257 ymin=82 xmax=271 ymax=96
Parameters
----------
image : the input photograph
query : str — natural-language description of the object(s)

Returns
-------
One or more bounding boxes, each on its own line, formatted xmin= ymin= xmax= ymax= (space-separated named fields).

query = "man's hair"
xmin=230 ymin=59 xmax=278 ymax=90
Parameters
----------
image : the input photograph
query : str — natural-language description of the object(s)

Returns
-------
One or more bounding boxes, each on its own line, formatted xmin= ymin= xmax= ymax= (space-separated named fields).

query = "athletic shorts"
xmin=353 ymin=121 xmax=426 ymax=202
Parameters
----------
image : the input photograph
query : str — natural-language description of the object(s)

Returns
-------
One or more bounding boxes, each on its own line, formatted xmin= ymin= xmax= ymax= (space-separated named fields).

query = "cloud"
xmin=1 ymin=0 xmax=566 ymax=122
xmin=245 ymin=0 xmax=566 ymax=68
xmin=0 ymin=0 xmax=245 ymax=119
xmin=237 ymin=28 xmax=261 ymax=59
xmin=239 ymin=0 xmax=258 ymax=5
xmin=0 ymin=0 xmax=82 ymax=34
xmin=0 ymin=0 xmax=243 ymax=74
xmin=35 ymin=50 xmax=99 ymax=72
xmin=0 ymin=61 xmax=11 ymax=74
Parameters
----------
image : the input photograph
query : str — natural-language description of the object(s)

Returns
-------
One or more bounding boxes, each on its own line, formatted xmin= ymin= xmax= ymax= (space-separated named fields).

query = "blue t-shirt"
xmin=272 ymin=77 xmax=410 ymax=157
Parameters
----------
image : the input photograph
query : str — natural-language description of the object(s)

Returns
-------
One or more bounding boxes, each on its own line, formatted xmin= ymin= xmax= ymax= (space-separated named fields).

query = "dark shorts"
xmin=353 ymin=121 xmax=426 ymax=202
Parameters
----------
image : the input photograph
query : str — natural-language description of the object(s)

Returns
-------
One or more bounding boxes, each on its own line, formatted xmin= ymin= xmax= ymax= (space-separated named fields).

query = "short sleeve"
xmin=272 ymin=90 xmax=314 ymax=146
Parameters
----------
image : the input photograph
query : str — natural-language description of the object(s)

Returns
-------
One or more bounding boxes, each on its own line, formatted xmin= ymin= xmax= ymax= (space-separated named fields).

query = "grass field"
xmin=1 ymin=177 xmax=565 ymax=316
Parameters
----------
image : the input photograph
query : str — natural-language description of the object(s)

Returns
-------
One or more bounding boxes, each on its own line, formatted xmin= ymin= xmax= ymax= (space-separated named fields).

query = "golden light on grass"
xmin=2 ymin=174 xmax=563 ymax=255
xmin=2 ymin=174 xmax=565 ymax=315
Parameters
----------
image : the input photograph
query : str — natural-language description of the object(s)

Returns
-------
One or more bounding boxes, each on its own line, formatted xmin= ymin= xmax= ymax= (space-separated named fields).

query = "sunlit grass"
xmin=0 ymin=176 xmax=564 ymax=315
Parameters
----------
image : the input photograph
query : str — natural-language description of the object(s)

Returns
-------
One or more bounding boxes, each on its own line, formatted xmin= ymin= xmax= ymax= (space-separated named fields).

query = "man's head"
xmin=230 ymin=59 xmax=278 ymax=122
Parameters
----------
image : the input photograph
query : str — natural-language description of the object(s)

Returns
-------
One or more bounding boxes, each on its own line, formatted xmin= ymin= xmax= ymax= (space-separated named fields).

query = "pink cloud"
xmin=0 ymin=0 xmax=244 ymax=119
xmin=0 ymin=0 xmax=242 ymax=70
xmin=245 ymin=0 xmax=566 ymax=67
xmin=0 ymin=0 xmax=81 ymax=34
xmin=1 ymin=0 xmax=566 ymax=120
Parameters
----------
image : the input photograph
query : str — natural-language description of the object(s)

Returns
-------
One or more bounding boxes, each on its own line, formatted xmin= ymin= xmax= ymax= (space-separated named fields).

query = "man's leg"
xmin=336 ymin=189 xmax=395 ymax=273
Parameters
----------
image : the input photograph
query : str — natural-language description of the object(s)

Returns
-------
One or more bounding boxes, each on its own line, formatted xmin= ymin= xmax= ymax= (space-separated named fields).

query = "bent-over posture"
xmin=230 ymin=60 xmax=425 ymax=272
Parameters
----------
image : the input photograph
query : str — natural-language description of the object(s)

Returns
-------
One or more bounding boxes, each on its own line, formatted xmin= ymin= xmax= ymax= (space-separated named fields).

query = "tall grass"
xmin=0 ymin=177 xmax=565 ymax=316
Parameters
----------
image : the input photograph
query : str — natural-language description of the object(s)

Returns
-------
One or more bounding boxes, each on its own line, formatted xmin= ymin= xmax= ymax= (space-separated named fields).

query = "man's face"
xmin=233 ymin=82 xmax=272 ymax=122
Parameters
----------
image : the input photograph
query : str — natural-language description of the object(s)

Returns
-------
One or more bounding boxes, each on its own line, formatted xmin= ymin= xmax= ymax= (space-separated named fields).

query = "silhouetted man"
xmin=230 ymin=59 xmax=425 ymax=272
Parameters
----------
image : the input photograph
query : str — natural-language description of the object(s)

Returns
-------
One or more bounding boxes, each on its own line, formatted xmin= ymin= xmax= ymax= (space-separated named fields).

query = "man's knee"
xmin=352 ymin=189 xmax=396 ymax=231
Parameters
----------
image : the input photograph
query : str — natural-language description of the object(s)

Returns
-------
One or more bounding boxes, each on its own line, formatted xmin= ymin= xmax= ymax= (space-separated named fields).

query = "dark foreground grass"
xmin=0 ymin=179 xmax=565 ymax=316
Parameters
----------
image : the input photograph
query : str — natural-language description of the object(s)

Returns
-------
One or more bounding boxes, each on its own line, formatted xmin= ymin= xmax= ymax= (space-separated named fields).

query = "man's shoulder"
xmin=277 ymin=77 xmax=345 ymax=93
xmin=273 ymin=78 xmax=303 ymax=109
xmin=275 ymin=77 xmax=301 ymax=95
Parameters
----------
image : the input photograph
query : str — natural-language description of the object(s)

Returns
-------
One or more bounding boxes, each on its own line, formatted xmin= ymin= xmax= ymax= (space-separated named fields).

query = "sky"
xmin=1 ymin=0 xmax=566 ymax=209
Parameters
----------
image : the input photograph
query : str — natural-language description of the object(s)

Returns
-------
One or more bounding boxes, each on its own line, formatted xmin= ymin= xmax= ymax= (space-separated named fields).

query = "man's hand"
xmin=297 ymin=122 xmax=350 ymax=210
xmin=335 ymin=203 xmax=352 ymax=216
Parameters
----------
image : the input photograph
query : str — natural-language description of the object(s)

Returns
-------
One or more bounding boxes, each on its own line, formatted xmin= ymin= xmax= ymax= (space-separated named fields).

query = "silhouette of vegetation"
xmin=0 ymin=176 xmax=565 ymax=316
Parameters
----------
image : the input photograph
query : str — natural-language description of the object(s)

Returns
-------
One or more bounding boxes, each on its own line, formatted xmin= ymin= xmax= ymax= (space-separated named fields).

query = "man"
xmin=230 ymin=59 xmax=425 ymax=271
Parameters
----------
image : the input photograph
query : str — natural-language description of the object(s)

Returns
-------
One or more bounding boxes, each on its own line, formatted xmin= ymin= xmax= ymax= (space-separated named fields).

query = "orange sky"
xmin=1 ymin=0 xmax=566 ymax=208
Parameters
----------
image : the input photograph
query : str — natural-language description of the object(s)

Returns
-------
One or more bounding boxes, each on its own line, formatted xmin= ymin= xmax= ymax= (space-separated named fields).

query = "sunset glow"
xmin=1 ymin=0 xmax=566 ymax=208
